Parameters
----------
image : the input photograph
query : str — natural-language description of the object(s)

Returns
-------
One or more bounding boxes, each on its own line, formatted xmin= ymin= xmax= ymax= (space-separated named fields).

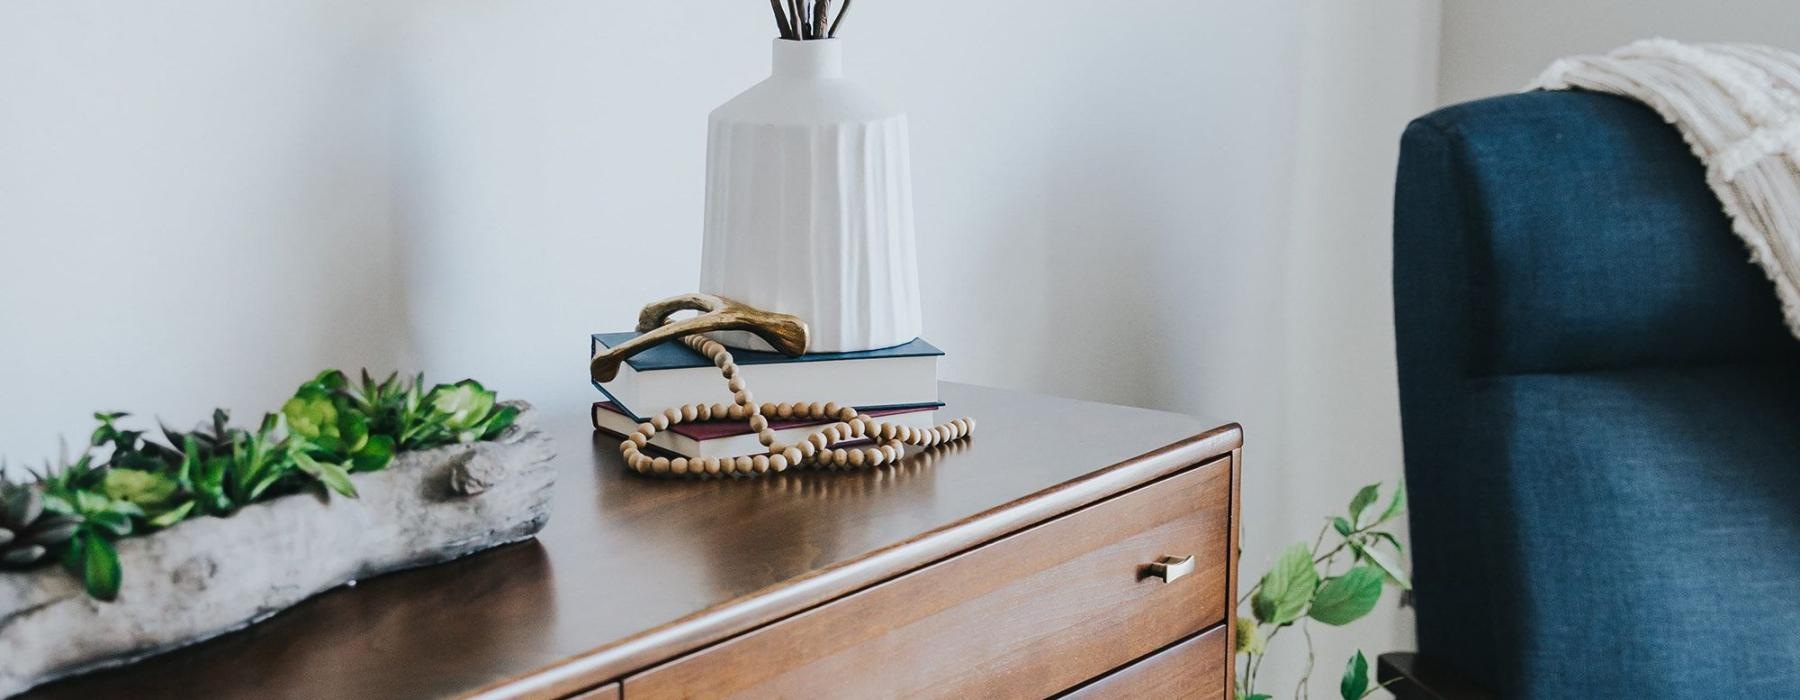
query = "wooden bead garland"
xmin=618 ymin=333 xmax=974 ymax=478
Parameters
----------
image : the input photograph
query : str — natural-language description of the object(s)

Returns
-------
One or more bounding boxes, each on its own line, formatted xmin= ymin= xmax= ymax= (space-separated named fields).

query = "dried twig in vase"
xmin=814 ymin=0 xmax=831 ymax=40
xmin=789 ymin=0 xmax=805 ymax=39
xmin=769 ymin=0 xmax=795 ymax=38
xmin=828 ymin=0 xmax=853 ymax=38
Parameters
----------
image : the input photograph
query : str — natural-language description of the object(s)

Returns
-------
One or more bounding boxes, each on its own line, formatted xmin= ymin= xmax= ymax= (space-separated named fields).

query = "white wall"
xmin=1 ymin=1 xmax=1441 ymax=693
xmin=0 ymin=0 xmax=412 ymax=468
xmin=1440 ymin=0 xmax=1800 ymax=105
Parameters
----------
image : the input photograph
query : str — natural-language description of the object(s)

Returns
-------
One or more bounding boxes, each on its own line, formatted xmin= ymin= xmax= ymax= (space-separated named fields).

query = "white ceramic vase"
xmin=699 ymin=39 xmax=922 ymax=353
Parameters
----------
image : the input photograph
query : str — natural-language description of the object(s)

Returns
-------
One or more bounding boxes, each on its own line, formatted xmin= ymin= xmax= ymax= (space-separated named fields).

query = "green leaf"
xmin=1351 ymin=540 xmax=1412 ymax=591
xmin=83 ymin=535 xmax=122 ymax=601
xmin=246 ymin=471 xmax=284 ymax=502
xmin=1332 ymin=516 xmax=1353 ymax=537
xmin=479 ymin=404 xmax=521 ymax=441
xmin=85 ymin=509 xmax=133 ymax=538
xmin=74 ymin=490 xmax=111 ymax=515
xmin=1370 ymin=531 xmax=1405 ymax=555
xmin=1251 ymin=542 xmax=1318 ymax=625
xmin=105 ymin=499 xmax=145 ymax=518
xmin=61 ymin=532 xmax=85 ymax=572
xmin=1340 ymin=651 xmax=1369 ymax=700
xmin=1375 ymin=481 xmax=1407 ymax=526
xmin=1348 ymin=483 xmax=1381 ymax=527
xmin=315 ymin=461 xmax=358 ymax=498
xmin=1309 ymin=565 xmax=1385 ymax=626
xmin=147 ymin=500 xmax=197 ymax=528
xmin=4 ymin=485 xmax=43 ymax=525
xmin=1246 ymin=695 xmax=1273 ymax=700
xmin=41 ymin=493 xmax=74 ymax=516
xmin=339 ymin=410 xmax=370 ymax=454
xmin=310 ymin=369 xmax=349 ymax=391
xmin=351 ymin=435 xmax=394 ymax=473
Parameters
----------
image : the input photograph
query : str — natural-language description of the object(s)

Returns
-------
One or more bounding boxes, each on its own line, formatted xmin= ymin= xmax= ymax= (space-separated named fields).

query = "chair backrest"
xmin=1399 ymin=90 xmax=1796 ymax=379
xmin=1392 ymin=90 xmax=1799 ymax=694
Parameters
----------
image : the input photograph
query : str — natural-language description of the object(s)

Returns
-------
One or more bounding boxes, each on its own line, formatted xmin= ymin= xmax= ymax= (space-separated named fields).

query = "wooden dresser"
xmin=22 ymin=383 xmax=1242 ymax=699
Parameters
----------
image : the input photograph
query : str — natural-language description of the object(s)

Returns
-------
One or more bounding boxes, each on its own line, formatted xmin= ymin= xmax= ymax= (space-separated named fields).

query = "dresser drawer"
xmin=624 ymin=456 xmax=1232 ymax=699
xmin=1062 ymin=626 xmax=1229 ymax=698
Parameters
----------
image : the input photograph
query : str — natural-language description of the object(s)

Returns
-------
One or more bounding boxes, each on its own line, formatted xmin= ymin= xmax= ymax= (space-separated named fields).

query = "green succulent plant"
xmin=1 ymin=368 xmax=517 ymax=602
xmin=284 ymin=373 xmax=395 ymax=475
xmin=0 ymin=479 xmax=81 ymax=570
xmin=427 ymin=380 xmax=519 ymax=445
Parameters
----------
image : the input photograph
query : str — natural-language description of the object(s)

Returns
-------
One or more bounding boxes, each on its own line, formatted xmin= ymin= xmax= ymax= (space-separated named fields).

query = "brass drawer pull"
xmin=1147 ymin=555 xmax=1196 ymax=583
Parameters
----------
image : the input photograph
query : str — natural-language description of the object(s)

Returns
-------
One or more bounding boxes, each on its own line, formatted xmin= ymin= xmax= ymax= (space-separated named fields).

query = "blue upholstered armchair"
xmin=1387 ymin=90 xmax=1800 ymax=698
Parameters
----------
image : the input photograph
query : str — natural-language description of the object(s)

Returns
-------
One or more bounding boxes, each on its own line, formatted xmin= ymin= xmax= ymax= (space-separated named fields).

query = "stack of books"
xmin=590 ymin=332 xmax=943 ymax=459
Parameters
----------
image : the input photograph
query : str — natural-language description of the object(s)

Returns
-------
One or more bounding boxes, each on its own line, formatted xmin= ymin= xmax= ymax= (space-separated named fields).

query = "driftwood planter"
xmin=0 ymin=403 xmax=557 ymax=698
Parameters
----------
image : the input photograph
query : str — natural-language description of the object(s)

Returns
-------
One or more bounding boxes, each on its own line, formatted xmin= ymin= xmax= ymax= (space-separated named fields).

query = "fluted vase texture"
xmin=699 ymin=39 xmax=922 ymax=353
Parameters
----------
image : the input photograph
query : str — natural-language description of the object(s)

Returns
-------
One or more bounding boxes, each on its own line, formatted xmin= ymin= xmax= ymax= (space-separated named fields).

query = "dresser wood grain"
xmin=19 ymin=383 xmax=1242 ymax=700
xmin=627 ymin=458 xmax=1231 ymax=698
xmin=1063 ymin=627 xmax=1230 ymax=699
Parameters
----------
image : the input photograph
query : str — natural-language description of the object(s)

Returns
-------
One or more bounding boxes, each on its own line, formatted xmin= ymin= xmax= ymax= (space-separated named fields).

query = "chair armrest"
xmin=1377 ymin=653 xmax=1494 ymax=700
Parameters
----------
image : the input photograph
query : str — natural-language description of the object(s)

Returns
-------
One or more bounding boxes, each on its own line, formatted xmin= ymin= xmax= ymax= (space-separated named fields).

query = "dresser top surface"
xmin=24 ymin=383 xmax=1239 ymax=699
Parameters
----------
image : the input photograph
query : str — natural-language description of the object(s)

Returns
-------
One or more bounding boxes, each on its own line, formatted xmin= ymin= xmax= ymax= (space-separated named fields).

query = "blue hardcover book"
xmin=590 ymin=333 xmax=942 ymax=418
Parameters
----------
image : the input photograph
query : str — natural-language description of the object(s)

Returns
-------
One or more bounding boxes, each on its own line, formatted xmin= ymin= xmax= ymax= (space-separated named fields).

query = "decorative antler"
xmin=589 ymin=293 xmax=809 ymax=383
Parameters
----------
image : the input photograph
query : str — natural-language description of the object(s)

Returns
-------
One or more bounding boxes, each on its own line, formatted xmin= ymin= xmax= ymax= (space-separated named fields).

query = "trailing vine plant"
xmin=0 ymin=370 xmax=518 ymax=601
xmin=1236 ymin=482 xmax=1410 ymax=700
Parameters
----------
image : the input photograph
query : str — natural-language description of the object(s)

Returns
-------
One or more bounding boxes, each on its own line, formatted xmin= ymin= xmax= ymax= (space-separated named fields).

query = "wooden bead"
xmin=606 ymin=337 xmax=972 ymax=478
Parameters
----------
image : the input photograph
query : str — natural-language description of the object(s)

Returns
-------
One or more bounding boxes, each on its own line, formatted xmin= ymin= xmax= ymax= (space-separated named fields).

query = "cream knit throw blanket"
xmin=1533 ymin=39 xmax=1800 ymax=338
